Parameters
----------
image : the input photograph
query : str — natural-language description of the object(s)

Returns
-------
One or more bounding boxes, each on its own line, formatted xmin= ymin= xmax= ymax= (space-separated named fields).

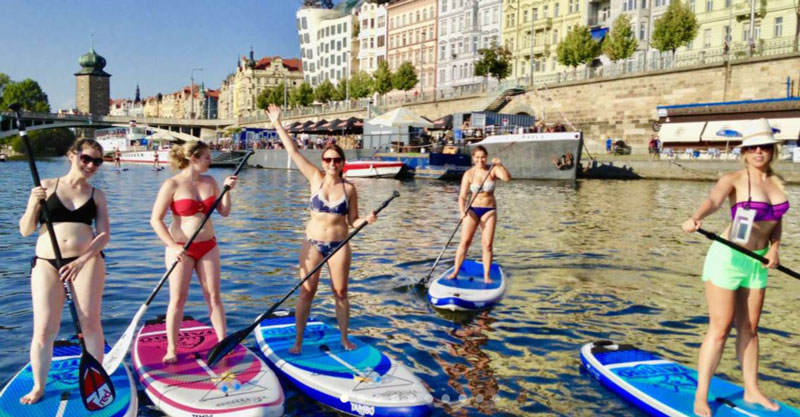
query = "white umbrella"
xmin=367 ymin=107 xmax=433 ymax=128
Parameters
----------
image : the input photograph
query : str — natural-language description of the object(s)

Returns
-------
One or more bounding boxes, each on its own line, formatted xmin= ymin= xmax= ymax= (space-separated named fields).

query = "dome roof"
xmin=76 ymin=47 xmax=111 ymax=76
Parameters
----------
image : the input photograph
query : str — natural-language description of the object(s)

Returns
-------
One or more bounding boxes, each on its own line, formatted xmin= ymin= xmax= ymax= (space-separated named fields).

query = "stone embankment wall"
xmin=583 ymin=157 xmax=800 ymax=183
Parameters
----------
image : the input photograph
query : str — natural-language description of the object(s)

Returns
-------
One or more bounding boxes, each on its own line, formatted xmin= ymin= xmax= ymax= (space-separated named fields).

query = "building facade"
xmin=437 ymin=0 xmax=503 ymax=91
xmin=297 ymin=6 xmax=353 ymax=86
xmin=75 ymin=46 xmax=111 ymax=116
xmin=386 ymin=0 xmax=438 ymax=94
xmin=356 ymin=2 xmax=388 ymax=74
xmin=217 ymin=50 xmax=303 ymax=119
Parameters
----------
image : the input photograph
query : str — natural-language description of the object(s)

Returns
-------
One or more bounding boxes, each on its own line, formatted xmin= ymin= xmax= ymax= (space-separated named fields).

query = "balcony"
xmin=534 ymin=18 xmax=553 ymax=30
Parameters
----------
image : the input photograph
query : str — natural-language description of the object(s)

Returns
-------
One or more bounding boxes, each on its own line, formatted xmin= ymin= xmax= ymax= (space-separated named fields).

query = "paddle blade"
xmin=104 ymin=304 xmax=146 ymax=374
xmin=79 ymin=351 xmax=115 ymax=410
xmin=206 ymin=326 xmax=251 ymax=367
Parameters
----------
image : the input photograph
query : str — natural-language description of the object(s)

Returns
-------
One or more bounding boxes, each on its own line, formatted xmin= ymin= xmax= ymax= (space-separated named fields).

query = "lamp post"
xmin=748 ymin=0 xmax=756 ymax=56
xmin=190 ymin=68 xmax=203 ymax=119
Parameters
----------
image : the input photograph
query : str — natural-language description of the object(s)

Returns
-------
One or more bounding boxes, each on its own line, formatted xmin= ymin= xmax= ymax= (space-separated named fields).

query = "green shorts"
xmin=701 ymin=241 xmax=769 ymax=290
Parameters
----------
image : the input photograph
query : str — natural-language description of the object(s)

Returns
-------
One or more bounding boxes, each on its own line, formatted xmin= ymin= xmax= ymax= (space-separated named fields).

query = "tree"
xmin=314 ymin=79 xmax=336 ymax=103
xmin=10 ymin=128 xmax=75 ymax=156
xmin=2 ymin=78 xmax=50 ymax=112
xmin=255 ymin=83 xmax=287 ymax=109
xmin=333 ymin=79 xmax=347 ymax=101
xmin=474 ymin=43 xmax=512 ymax=81
xmin=391 ymin=61 xmax=418 ymax=92
xmin=0 ymin=73 xmax=9 ymax=97
xmin=602 ymin=15 xmax=639 ymax=62
xmin=373 ymin=60 xmax=393 ymax=96
xmin=290 ymin=82 xmax=314 ymax=107
xmin=556 ymin=25 xmax=601 ymax=70
xmin=651 ymin=0 xmax=698 ymax=55
xmin=348 ymin=71 xmax=374 ymax=99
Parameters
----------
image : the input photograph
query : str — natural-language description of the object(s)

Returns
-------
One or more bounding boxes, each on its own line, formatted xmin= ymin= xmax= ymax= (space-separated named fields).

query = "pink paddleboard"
xmin=132 ymin=317 xmax=283 ymax=417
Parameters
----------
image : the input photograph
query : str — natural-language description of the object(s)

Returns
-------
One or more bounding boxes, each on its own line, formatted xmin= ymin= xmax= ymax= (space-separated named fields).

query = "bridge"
xmin=0 ymin=111 xmax=236 ymax=141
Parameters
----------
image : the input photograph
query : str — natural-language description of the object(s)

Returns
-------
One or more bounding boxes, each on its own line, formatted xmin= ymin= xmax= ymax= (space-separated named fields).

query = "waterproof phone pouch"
xmin=732 ymin=207 xmax=756 ymax=244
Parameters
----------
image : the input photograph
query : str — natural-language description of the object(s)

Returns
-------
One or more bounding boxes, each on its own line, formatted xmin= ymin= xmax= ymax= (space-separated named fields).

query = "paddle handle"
xmin=422 ymin=163 xmax=496 ymax=283
xmin=143 ymin=151 xmax=254 ymax=307
xmin=696 ymin=228 xmax=800 ymax=280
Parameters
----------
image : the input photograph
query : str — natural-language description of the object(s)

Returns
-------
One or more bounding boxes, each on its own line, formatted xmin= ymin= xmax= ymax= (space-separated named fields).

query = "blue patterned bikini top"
xmin=310 ymin=181 xmax=349 ymax=216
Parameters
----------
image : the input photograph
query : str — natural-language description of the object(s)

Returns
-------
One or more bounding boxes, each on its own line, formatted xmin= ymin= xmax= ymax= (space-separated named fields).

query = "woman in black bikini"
xmin=17 ymin=139 xmax=110 ymax=405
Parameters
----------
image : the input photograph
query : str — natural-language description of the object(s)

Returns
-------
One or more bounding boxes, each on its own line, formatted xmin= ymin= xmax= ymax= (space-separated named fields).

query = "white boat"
xmin=342 ymin=160 xmax=403 ymax=178
xmin=95 ymin=124 xmax=171 ymax=166
xmin=472 ymin=131 xmax=584 ymax=180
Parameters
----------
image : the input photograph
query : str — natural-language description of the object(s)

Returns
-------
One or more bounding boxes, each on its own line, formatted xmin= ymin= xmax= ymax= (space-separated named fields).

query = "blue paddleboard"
xmin=255 ymin=311 xmax=432 ymax=417
xmin=0 ymin=340 xmax=137 ymax=417
xmin=581 ymin=341 xmax=800 ymax=416
xmin=427 ymin=260 xmax=506 ymax=311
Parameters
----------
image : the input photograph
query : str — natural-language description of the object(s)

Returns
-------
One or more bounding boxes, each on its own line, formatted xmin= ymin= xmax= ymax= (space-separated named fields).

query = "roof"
xmin=248 ymin=56 xmax=303 ymax=72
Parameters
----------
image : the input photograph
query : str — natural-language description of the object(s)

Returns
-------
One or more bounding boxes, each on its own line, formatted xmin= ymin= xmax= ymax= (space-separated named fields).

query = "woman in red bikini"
xmin=150 ymin=140 xmax=238 ymax=363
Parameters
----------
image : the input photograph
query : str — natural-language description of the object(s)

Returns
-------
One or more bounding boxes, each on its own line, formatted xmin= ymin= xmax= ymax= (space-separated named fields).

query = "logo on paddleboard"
xmin=350 ymin=402 xmax=376 ymax=416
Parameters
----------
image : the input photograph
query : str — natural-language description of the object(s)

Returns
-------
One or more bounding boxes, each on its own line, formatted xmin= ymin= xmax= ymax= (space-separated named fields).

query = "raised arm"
xmin=266 ymin=104 xmax=322 ymax=183
xmin=682 ymin=173 xmax=736 ymax=233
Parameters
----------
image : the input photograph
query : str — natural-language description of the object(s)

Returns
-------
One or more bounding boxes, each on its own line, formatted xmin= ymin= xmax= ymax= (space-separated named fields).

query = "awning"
xmin=591 ymin=28 xmax=609 ymax=42
xmin=659 ymin=122 xmax=706 ymax=143
xmin=767 ymin=118 xmax=800 ymax=140
xmin=702 ymin=120 xmax=751 ymax=142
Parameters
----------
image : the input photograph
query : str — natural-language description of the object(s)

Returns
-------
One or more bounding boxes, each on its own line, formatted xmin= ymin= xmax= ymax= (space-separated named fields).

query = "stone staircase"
xmin=484 ymin=87 xmax=526 ymax=112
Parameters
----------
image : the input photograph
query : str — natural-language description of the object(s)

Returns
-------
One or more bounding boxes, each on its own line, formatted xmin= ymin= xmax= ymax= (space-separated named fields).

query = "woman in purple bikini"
xmin=449 ymin=145 xmax=511 ymax=283
xmin=682 ymin=119 xmax=786 ymax=417
xmin=266 ymin=104 xmax=377 ymax=354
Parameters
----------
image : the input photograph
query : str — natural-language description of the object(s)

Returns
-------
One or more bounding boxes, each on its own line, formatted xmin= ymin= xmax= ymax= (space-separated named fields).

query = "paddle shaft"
xmin=696 ymin=228 xmax=800 ymax=280
xmin=206 ymin=191 xmax=399 ymax=366
xmin=144 ymin=150 xmax=253 ymax=306
xmin=421 ymin=163 xmax=495 ymax=283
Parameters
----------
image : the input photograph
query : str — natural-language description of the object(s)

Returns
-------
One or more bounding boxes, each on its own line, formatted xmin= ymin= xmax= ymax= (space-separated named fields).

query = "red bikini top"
xmin=171 ymin=196 xmax=216 ymax=216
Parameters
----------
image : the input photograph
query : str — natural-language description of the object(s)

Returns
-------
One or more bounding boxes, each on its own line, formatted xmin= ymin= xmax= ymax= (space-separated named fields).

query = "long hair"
xmin=68 ymin=138 xmax=103 ymax=155
xmin=322 ymin=143 xmax=346 ymax=178
xmin=741 ymin=144 xmax=785 ymax=191
xmin=169 ymin=140 xmax=209 ymax=171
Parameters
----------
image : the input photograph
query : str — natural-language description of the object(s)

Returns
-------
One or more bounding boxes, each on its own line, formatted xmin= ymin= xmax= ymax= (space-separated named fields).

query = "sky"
xmin=0 ymin=0 xmax=310 ymax=111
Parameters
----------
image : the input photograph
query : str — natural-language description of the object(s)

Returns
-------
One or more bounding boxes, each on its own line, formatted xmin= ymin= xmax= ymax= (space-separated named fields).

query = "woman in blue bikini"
xmin=449 ymin=145 xmax=511 ymax=283
xmin=267 ymin=104 xmax=377 ymax=354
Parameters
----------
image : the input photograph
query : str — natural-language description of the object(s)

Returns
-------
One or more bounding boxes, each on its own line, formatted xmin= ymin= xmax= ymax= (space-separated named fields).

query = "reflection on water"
xmin=0 ymin=161 xmax=798 ymax=416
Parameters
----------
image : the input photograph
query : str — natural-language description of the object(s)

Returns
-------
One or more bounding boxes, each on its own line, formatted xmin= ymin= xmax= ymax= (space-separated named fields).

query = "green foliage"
xmin=651 ymin=0 xmax=698 ymax=54
xmin=602 ymin=15 xmax=639 ymax=62
xmin=2 ymin=78 xmax=50 ymax=112
xmin=314 ymin=79 xmax=336 ymax=103
xmin=10 ymin=128 xmax=75 ymax=156
xmin=348 ymin=71 xmax=374 ymax=99
xmin=333 ymin=79 xmax=347 ymax=101
xmin=256 ymin=83 xmax=288 ymax=109
xmin=474 ymin=43 xmax=512 ymax=81
xmin=0 ymin=73 xmax=9 ymax=97
xmin=556 ymin=25 xmax=601 ymax=69
xmin=290 ymin=82 xmax=315 ymax=107
xmin=373 ymin=60 xmax=393 ymax=96
xmin=391 ymin=62 xmax=418 ymax=91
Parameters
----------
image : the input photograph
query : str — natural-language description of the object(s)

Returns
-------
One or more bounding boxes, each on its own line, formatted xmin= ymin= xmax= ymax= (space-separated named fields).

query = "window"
xmin=775 ymin=17 xmax=783 ymax=37
xmin=723 ymin=25 xmax=731 ymax=44
xmin=304 ymin=33 xmax=309 ymax=43
xmin=378 ymin=16 xmax=385 ymax=27
xmin=575 ymin=1 xmax=579 ymax=11
xmin=640 ymin=23 xmax=646 ymax=40
xmin=416 ymin=11 xmax=420 ymax=22
xmin=705 ymin=0 xmax=712 ymax=12
xmin=689 ymin=0 xmax=695 ymax=11
xmin=343 ymin=37 xmax=347 ymax=47
xmin=568 ymin=0 xmax=573 ymax=13
xmin=523 ymin=10 xmax=528 ymax=22
xmin=402 ymin=14 xmax=406 ymax=25
xmin=301 ymin=17 xmax=307 ymax=30
xmin=703 ymin=28 xmax=711 ymax=47
xmin=473 ymin=36 xmax=478 ymax=53
xmin=553 ymin=29 xmax=558 ymax=44
xmin=543 ymin=5 xmax=548 ymax=17
xmin=378 ymin=35 xmax=385 ymax=47
xmin=440 ymin=69 xmax=446 ymax=83
xmin=442 ymin=1 xmax=447 ymax=12
xmin=423 ymin=9 xmax=428 ymax=20
xmin=466 ymin=12 xmax=471 ymax=28
xmin=493 ymin=7 xmax=498 ymax=23
xmin=623 ymin=1 xmax=627 ymax=11
xmin=725 ymin=0 xmax=731 ymax=6
xmin=390 ymin=17 xmax=394 ymax=29
xmin=555 ymin=3 xmax=560 ymax=16
xmin=641 ymin=0 xmax=647 ymax=8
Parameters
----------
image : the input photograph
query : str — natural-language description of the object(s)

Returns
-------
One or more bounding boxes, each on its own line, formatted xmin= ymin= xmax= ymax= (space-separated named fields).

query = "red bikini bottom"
xmin=176 ymin=237 xmax=217 ymax=261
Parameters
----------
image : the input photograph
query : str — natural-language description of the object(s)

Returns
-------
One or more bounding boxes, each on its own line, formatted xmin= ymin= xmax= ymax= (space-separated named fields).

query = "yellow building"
xmin=503 ymin=0 xmax=587 ymax=83
xmin=386 ymin=0 xmax=438 ymax=94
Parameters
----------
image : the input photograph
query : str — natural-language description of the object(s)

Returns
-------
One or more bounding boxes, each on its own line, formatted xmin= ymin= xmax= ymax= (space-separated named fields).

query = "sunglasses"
xmin=322 ymin=157 xmax=343 ymax=164
xmin=743 ymin=144 xmax=774 ymax=152
xmin=79 ymin=153 xmax=104 ymax=166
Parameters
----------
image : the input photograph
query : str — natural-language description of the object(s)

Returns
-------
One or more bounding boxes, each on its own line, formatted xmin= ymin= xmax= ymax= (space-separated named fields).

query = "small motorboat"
xmin=0 ymin=153 xmax=7 ymax=162
xmin=343 ymin=160 xmax=403 ymax=178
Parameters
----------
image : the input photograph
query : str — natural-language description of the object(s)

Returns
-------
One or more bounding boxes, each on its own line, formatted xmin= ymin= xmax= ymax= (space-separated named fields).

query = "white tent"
xmin=367 ymin=107 xmax=433 ymax=128
xmin=364 ymin=107 xmax=433 ymax=149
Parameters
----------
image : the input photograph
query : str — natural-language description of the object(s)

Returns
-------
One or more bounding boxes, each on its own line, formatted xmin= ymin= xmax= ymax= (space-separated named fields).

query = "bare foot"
xmin=693 ymin=398 xmax=711 ymax=417
xmin=342 ymin=339 xmax=357 ymax=351
xmin=288 ymin=344 xmax=302 ymax=355
xmin=447 ymin=272 xmax=458 ymax=280
xmin=484 ymin=277 xmax=493 ymax=284
xmin=19 ymin=386 xmax=44 ymax=405
xmin=162 ymin=349 xmax=178 ymax=364
xmin=744 ymin=390 xmax=780 ymax=411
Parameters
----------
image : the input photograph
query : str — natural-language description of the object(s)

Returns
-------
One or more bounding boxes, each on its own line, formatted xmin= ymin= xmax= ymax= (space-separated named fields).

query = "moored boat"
xmin=95 ymin=125 xmax=170 ymax=166
xmin=472 ymin=131 xmax=583 ymax=180
xmin=343 ymin=160 xmax=403 ymax=178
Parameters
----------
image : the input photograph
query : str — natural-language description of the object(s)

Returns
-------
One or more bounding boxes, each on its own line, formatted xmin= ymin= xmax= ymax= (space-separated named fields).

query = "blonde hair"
xmin=169 ymin=140 xmax=209 ymax=171
xmin=741 ymin=143 xmax=785 ymax=191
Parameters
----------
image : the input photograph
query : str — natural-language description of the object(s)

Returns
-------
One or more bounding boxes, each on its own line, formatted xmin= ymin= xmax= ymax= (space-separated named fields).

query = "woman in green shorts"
xmin=682 ymin=118 xmax=787 ymax=417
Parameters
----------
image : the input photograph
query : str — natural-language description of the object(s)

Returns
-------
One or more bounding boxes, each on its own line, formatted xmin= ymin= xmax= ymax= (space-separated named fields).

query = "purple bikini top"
xmin=730 ymin=169 xmax=790 ymax=222
xmin=730 ymin=200 xmax=790 ymax=222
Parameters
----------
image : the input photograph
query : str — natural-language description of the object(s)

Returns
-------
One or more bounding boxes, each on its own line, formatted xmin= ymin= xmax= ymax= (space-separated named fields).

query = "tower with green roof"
xmin=75 ymin=42 xmax=111 ymax=115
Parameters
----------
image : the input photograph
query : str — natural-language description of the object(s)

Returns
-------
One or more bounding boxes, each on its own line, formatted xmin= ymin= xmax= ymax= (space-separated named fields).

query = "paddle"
xmin=696 ymin=228 xmax=800 ymax=280
xmin=102 ymin=150 xmax=254 ymax=374
xmin=10 ymin=103 xmax=116 ymax=410
xmin=206 ymin=191 xmax=400 ymax=367
xmin=417 ymin=163 xmax=495 ymax=287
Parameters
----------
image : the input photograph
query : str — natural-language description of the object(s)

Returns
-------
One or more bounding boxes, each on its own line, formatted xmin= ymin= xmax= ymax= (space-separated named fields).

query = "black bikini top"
xmin=39 ymin=178 xmax=96 ymax=226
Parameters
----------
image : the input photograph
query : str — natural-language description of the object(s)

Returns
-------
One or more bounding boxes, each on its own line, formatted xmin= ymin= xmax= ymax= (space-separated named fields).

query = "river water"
xmin=0 ymin=160 xmax=798 ymax=416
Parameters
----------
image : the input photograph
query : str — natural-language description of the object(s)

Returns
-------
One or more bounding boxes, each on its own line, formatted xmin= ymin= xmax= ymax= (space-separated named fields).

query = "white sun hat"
xmin=735 ymin=118 xmax=780 ymax=148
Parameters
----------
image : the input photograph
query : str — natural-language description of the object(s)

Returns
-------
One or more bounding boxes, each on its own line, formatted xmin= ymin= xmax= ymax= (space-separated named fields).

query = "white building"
xmin=437 ymin=0 xmax=503 ymax=92
xmin=356 ymin=2 xmax=388 ymax=74
xmin=297 ymin=6 xmax=354 ymax=87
